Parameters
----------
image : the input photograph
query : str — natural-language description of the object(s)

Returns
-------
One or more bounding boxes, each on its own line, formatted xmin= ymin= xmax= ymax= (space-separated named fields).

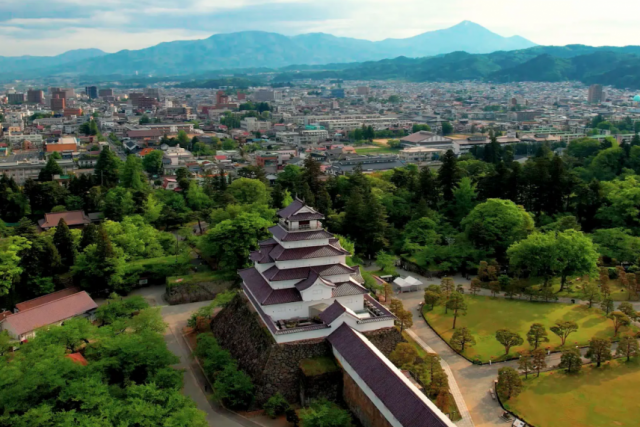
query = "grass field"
xmin=423 ymin=295 xmax=637 ymax=362
xmin=504 ymin=359 xmax=640 ymax=427
xmin=523 ymin=276 xmax=637 ymax=302
xmin=354 ymin=147 xmax=400 ymax=155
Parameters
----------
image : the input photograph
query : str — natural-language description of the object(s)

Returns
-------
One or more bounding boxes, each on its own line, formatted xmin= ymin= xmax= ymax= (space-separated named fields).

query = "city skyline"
xmin=1 ymin=0 xmax=640 ymax=56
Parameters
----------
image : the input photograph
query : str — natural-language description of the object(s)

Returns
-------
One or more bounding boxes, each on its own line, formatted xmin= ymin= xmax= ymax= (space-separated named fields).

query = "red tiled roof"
xmin=2 ymin=291 xmax=97 ymax=337
xmin=262 ymin=263 xmax=356 ymax=282
xmin=38 ymin=211 xmax=91 ymax=229
xmin=0 ymin=311 xmax=12 ymax=321
xmin=66 ymin=352 xmax=88 ymax=366
xmin=15 ymin=287 xmax=81 ymax=312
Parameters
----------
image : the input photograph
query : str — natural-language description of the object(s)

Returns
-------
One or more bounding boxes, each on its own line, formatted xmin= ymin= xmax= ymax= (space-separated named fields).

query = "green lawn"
xmin=423 ymin=295 xmax=637 ymax=362
xmin=524 ymin=276 xmax=638 ymax=302
xmin=354 ymin=147 xmax=400 ymax=155
xmin=505 ymin=359 xmax=640 ymax=427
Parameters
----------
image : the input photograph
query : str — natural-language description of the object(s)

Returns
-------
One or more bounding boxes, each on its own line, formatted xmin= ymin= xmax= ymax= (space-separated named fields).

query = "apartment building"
xmin=4 ymin=132 xmax=44 ymax=148
xmin=27 ymin=89 xmax=44 ymax=104
xmin=241 ymin=117 xmax=272 ymax=133
xmin=0 ymin=157 xmax=75 ymax=184
xmin=294 ymin=129 xmax=329 ymax=145
xmin=252 ymin=89 xmax=282 ymax=102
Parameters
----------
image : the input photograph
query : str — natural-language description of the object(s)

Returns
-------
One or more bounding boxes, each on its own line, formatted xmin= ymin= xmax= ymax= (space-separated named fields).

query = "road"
xmin=133 ymin=286 xmax=258 ymax=427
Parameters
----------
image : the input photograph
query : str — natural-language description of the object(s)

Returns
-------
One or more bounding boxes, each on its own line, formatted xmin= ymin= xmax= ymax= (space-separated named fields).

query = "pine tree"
xmin=53 ymin=218 xmax=75 ymax=269
xmin=120 ymin=155 xmax=145 ymax=191
xmin=361 ymin=194 xmax=389 ymax=258
xmin=271 ymin=183 xmax=285 ymax=209
xmin=437 ymin=150 xmax=460 ymax=202
xmin=343 ymin=188 xmax=366 ymax=248
xmin=302 ymin=156 xmax=322 ymax=194
xmin=94 ymin=148 xmax=122 ymax=188
xmin=38 ymin=157 xmax=63 ymax=182
xmin=418 ymin=166 xmax=439 ymax=208
xmin=315 ymin=186 xmax=332 ymax=216
xmin=80 ymin=223 xmax=99 ymax=251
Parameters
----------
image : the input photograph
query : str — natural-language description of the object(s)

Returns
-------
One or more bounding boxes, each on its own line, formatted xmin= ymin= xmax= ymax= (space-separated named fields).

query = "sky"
xmin=1 ymin=0 xmax=639 ymax=56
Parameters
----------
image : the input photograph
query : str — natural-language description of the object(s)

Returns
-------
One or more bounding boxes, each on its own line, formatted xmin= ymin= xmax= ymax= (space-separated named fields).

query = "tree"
xmin=396 ymin=308 xmax=413 ymax=332
xmin=53 ymin=218 xmax=75 ymax=269
xmin=263 ymin=393 xmax=290 ymax=419
xmin=601 ymin=298 xmax=614 ymax=315
xmin=437 ymin=150 xmax=460 ymax=202
xmin=143 ymin=193 xmax=164 ymax=224
xmin=555 ymin=230 xmax=599 ymax=291
xmin=618 ymin=301 xmax=638 ymax=321
xmin=495 ymin=329 xmax=524 ymax=355
xmin=79 ymin=223 xmax=99 ymax=251
xmin=451 ymin=177 xmax=477 ymax=224
xmin=376 ymin=251 xmax=398 ymax=275
xmin=608 ymin=311 xmax=631 ymax=337
xmin=418 ymin=166 xmax=439 ymax=208
xmin=198 ymin=212 xmax=272 ymax=271
xmin=449 ymin=327 xmax=476 ymax=352
xmin=586 ymin=337 xmax=612 ymax=367
xmin=142 ymin=150 xmax=164 ymax=175
xmin=299 ymin=399 xmax=353 ymax=427
xmin=177 ymin=130 xmax=190 ymax=148
xmin=441 ymin=122 xmax=453 ymax=136
xmin=526 ymin=323 xmax=550 ymax=350
xmin=0 ymin=236 xmax=31 ymax=296
xmin=616 ymin=334 xmax=639 ymax=362
xmin=497 ymin=367 xmax=523 ymax=400
xmin=94 ymin=148 xmax=122 ymax=187
xmin=104 ymin=187 xmax=135 ymax=221
xmin=38 ymin=157 xmax=63 ymax=181
xmin=389 ymin=342 xmax=419 ymax=368
xmin=581 ymin=282 xmax=602 ymax=308
xmin=550 ymin=320 xmax=578 ymax=346
xmin=531 ymin=348 xmax=547 ymax=377
xmin=470 ymin=278 xmax=482 ymax=295
xmin=120 ymin=155 xmax=146 ymax=190
xmin=139 ymin=114 xmax=151 ymax=124
xmin=488 ymin=280 xmax=501 ymax=297
xmin=465 ymin=199 xmax=534 ymax=261
xmin=72 ymin=226 xmax=126 ymax=294
xmin=227 ymin=178 xmax=270 ymax=205
xmin=424 ymin=290 xmax=441 ymax=310
xmin=446 ymin=291 xmax=467 ymax=329
xmin=559 ymin=348 xmax=582 ymax=373
xmin=518 ymin=352 xmax=534 ymax=379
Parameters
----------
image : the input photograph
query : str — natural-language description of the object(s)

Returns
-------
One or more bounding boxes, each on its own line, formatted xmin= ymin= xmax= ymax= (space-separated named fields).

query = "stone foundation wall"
xmin=362 ymin=327 xmax=405 ymax=357
xmin=211 ymin=293 xmax=406 ymax=407
xmin=343 ymin=372 xmax=394 ymax=427
xmin=300 ymin=371 xmax=342 ymax=406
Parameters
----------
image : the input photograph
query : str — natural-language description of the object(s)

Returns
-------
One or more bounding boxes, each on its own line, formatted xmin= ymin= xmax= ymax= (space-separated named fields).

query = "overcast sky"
xmin=1 ymin=0 xmax=639 ymax=56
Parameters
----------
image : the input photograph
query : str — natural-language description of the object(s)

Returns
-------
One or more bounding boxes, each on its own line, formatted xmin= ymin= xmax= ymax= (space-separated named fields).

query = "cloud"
xmin=0 ymin=0 xmax=639 ymax=55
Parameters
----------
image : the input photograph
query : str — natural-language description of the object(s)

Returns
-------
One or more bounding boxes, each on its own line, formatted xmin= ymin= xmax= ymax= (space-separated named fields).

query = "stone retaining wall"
xmin=211 ymin=293 xmax=405 ymax=406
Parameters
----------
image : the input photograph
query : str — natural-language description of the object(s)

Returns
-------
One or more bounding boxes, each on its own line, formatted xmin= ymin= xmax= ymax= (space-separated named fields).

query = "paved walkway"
xmin=406 ymin=329 xmax=474 ymax=427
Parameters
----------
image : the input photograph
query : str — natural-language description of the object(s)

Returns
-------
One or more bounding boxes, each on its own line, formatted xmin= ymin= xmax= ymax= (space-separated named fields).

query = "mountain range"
xmin=0 ymin=21 xmax=536 ymax=78
xmin=267 ymin=45 xmax=640 ymax=89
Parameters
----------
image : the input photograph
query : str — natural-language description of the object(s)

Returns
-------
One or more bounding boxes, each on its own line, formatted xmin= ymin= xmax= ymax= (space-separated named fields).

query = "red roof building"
xmin=0 ymin=291 xmax=97 ymax=340
xmin=38 ymin=211 xmax=92 ymax=230
xmin=66 ymin=352 xmax=89 ymax=366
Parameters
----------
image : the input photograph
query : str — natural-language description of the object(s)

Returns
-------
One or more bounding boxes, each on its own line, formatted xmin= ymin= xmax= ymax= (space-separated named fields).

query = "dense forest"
xmin=272 ymin=46 xmax=640 ymax=89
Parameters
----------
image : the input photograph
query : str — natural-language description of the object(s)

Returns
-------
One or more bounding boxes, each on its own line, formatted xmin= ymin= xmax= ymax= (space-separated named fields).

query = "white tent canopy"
xmin=393 ymin=276 xmax=423 ymax=292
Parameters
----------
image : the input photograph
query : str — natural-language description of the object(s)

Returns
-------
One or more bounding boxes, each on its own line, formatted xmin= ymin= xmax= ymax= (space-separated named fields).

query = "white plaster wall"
xmin=263 ymin=294 xmax=364 ymax=321
xmin=275 ymin=255 xmax=346 ymax=269
xmin=300 ymin=281 xmax=334 ymax=301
